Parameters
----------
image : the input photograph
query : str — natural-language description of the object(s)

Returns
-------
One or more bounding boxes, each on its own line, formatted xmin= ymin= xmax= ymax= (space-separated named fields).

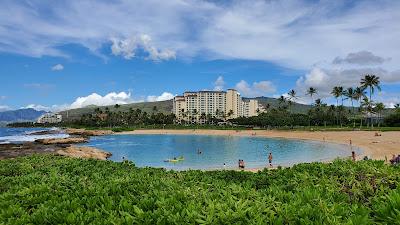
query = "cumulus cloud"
xmin=332 ymin=51 xmax=388 ymax=65
xmin=235 ymin=80 xmax=276 ymax=97
xmin=69 ymin=92 xmax=134 ymax=109
xmin=295 ymin=66 xmax=400 ymax=102
xmin=111 ymin=34 xmax=175 ymax=61
xmin=146 ymin=92 xmax=175 ymax=102
xmin=51 ymin=64 xmax=64 ymax=71
xmin=213 ymin=76 xmax=225 ymax=91
xmin=21 ymin=91 xmax=176 ymax=112
xmin=0 ymin=105 xmax=11 ymax=112
xmin=24 ymin=104 xmax=51 ymax=111
xmin=0 ymin=1 xmax=398 ymax=70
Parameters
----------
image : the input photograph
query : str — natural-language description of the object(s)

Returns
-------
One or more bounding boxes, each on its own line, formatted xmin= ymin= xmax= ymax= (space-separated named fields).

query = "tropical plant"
xmin=344 ymin=87 xmax=356 ymax=127
xmin=360 ymin=74 xmax=381 ymax=102
xmin=375 ymin=102 xmax=385 ymax=127
xmin=361 ymin=97 xmax=375 ymax=127
xmin=1 ymin=155 xmax=400 ymax=224
xmin=331 ymin=86 xmax=344 ymax=126
xmin=306 ymin=87 xmax=317 ymax=104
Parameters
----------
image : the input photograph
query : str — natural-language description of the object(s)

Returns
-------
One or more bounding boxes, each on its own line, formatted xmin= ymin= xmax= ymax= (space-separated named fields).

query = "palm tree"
xmin=192 ymin=109 xmax=198 ymax=124
xmin=361 ymin=97 xmax=375 ymax=128
xmin=344 ymin=87 xmax=356 ymax=127
xmin=360 ymin=74 xmax=381 ymax=102
xmin=278 ymin=95 xmax=286 ymax=109
xmin=227 ymin=109 xmax=234 ymax=119
xmin=306 ymin=87 xmax=317 ymax=104
xmin=288 ymin=89 xmax=297 ymax=100
xmin=287 ymin=90 xmax=297 ymax=113
xmin=331 ymin=86 xmax=343 ymax=126
xmin=375 ymin=102 xmax=385 ymax=127
xmin=200 ymin=112 xmax=206 ymax=124
xmin=395 ymin=103 xmax=400 ymax=113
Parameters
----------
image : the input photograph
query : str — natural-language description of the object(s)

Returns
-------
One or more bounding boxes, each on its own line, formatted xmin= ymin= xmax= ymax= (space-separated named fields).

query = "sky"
xmin=0 ymin=0 xmax=399 ymax=112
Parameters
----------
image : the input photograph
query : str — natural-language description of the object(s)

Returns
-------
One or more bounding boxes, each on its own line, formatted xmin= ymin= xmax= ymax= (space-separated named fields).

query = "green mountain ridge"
xmin=59 ymin=100 xmax=173 ymax=122
xmin=59 ymin=97 xmax=394 ymax=122
xmin=59 ymin=97 xmax=312 ymax=122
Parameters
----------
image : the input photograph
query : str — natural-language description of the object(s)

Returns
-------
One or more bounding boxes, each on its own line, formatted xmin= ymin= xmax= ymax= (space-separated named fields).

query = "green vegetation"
xmin=58 ymin=100 xmax=173 ymax=122
xmin=234 ymin=74 xmax=399 ymax=129
xmin=1 ymin=155 xmax=400 ymax=224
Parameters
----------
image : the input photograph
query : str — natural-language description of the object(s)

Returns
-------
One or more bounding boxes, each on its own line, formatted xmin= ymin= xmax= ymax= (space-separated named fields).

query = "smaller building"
xmin=242 ymin=99 xmax=265 ymax=117
xmin=37 ymin=113 xmax=62 ymax=124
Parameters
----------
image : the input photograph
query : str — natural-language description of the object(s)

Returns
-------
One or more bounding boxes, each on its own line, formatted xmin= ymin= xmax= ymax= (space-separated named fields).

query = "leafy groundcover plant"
xmin=1 ymin=155 xmax=399 ymax=224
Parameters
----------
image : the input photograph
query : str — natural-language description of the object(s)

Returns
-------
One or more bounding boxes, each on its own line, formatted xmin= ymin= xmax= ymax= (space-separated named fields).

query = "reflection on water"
xmin=83 ymin=134 xmax=362 ymax=170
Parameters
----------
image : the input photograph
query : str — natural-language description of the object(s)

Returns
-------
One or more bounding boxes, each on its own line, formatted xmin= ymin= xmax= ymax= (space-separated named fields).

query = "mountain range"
xmin=0 ymin=108 xmax=47 ymax=123
xmin=58 ymin=97 xmax=312 ymax=122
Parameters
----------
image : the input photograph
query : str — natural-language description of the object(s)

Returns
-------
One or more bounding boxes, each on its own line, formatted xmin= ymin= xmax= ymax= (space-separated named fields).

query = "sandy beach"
xmin=118 ymin=129 xmax=400 ymax=162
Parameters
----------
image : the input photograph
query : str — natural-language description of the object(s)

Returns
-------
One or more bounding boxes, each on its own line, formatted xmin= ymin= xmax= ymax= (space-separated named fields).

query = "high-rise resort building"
xmin=36 ymin=113 xmax=62 ymax=124
xmin=173 ymin=89 xmax=265 ymax=124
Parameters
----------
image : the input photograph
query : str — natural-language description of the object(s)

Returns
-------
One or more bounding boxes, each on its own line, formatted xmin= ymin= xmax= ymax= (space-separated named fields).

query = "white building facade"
xmin=37 ymin=113 xmax=62 ymax=124
xmin=173 ymin=89 xmax=264 ymax=123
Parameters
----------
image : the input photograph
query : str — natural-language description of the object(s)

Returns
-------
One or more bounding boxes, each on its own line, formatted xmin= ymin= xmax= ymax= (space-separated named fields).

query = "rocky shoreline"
xmin=0 ymin=128 xmax=113 ymax=160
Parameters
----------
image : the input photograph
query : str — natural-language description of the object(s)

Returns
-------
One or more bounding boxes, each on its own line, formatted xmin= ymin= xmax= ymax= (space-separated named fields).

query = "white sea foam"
xmin=0 ymin=133 xmax=69 ymax=144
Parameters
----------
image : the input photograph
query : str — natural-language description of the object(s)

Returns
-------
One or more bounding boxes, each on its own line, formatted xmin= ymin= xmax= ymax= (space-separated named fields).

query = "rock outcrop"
xmin=65 ymin=128 xmax=113 ymax=136
xmin=56 ymin=146 xmax=112 ymax=160
xmin=35 ymin=137 xmax=88 ymax=145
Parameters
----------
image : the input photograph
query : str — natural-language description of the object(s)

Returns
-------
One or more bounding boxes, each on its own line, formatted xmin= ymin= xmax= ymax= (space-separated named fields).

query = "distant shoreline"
xmin=116 ymin=129 xmax=400 ymax=162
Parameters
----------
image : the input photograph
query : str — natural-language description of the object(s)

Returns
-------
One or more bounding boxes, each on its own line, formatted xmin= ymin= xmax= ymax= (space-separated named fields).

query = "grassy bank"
xmin=1 ymin=155 xmax=400 ymax=224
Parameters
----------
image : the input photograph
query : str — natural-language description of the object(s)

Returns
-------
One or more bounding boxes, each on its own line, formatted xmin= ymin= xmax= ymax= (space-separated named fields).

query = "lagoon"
xmin=83 ymin=134 xmax=362 ymax=170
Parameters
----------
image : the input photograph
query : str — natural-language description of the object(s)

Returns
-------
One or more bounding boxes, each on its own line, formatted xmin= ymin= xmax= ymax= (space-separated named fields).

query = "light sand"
xmin=118 ymin=129 xmax=400 ymax=163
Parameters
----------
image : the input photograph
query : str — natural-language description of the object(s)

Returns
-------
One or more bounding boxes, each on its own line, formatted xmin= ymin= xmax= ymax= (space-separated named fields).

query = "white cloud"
xmin=24 ymin=104 xmax=50 ymax=111
xmin=51 ymin=64 xmax=64 ymax=71
xmin=0 ymin=105 xmax=11 ymax=112
xmin=69 ymin=92 xmax=134 ymax=109
xmin=332 ymin=51 xmax=388 ymax=65
xmin=0 ymin=1 xmax=398 ymax=71
xmin=111 ymin=35 xmax=175 ymax=61
xmin=20 ymin=91 xmax=176 ymax=112
xmin=213 ymin=76 xmax=225 ymax=91
xmin=235 ymin=80 xmax=276 ymax=97
xmin=146 ymin=92 xmax=175 ymax=102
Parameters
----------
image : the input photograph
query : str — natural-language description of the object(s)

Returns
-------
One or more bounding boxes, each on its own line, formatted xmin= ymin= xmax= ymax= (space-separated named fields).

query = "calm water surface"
xmin=83 ymin=134 xmax=362 ymax=170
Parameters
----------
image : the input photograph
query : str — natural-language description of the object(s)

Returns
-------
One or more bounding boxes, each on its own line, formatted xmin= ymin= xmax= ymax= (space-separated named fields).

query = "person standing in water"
xmin=268 ymin=152 xmax=273 ymax=168
xmin=351 ymin=151 xmax=356 ymax=162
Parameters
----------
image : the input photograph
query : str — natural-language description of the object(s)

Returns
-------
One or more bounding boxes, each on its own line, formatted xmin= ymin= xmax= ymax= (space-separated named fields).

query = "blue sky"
xmin=0 ymin=0 xmax=399 ymax=111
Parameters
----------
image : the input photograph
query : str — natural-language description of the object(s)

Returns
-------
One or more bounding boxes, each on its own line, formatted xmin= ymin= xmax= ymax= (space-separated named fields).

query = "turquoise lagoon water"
xmin=83 ymin=134 xmax=362 ymax=170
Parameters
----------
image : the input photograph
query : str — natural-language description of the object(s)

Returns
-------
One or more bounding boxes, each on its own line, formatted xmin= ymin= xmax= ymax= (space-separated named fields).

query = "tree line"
xmin=232 ymin=74 xmax=400 ymax=128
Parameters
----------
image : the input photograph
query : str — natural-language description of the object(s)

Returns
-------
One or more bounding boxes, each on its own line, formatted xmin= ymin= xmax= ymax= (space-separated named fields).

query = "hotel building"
xmin=173 ymin=89 xmax=264 ymax=123
xmin=37 ymin=113 xmax=62 ymax=124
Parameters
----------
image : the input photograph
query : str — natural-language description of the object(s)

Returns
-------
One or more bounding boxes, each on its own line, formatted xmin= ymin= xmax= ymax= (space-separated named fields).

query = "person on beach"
xmin=349 ymin=139 xmax=352 ymax=146
xmin=390 ymin=154 xmax=400 ymax=165
xmin=223 ymin=163 xmax=226 ymax=169
xmin=268 ymin=152 xmax=273 ymax=168
xmin=238 ymin=159 xmax=245 ymax=169
xmin=351 ymin=151 xmax=356 ymax=162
